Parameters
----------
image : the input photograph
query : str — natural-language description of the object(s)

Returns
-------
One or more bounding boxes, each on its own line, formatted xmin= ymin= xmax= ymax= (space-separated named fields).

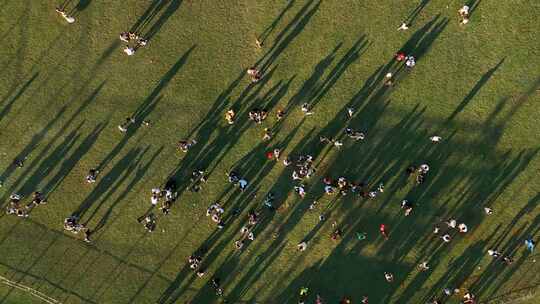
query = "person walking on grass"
xmin=525 ymin=238 xmax=535 ymax=253
xmin=380 ymin=224 xmax=389 ymax=240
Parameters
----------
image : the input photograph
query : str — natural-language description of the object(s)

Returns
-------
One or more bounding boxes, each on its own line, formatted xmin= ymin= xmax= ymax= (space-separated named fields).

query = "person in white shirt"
xmin=119 ymin=32 xmax=130 ymax=42
xmin=405 ymin=56 xmax=416 ymax=68
xmin=123 ymin=46 xmax=135 ymax=56
xmin=55 ymin=8 xmax=75 ymax=24
xmin=397 ymin=22 xmax=409 ymax=31
xmin=458 ymin=5 xmax=470 ymax=24
xmin=430 ymin=136 xmax=442 ymax=142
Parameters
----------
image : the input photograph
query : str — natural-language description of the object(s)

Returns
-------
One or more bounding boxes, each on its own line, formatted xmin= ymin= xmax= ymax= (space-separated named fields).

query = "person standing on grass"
xmin=384 ymin=272 xmax=394 ymax=282
xmin=525 ymin=238 xmax=535 ymax=253
xmin=298 ymin=287 xmax=309 ymax=304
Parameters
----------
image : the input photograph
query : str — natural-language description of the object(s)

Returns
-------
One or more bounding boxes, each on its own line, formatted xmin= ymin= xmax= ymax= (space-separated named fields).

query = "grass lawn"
xmin=0 ymin=0 xmax=539 ymax=303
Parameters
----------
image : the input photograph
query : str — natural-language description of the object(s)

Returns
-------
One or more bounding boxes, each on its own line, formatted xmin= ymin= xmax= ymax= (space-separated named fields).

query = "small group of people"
xmin=226 ymin=171 xmax=249 ymax=191
xmin=406 ymin=163 xmax=430 ymax=185
xmin=246 ymin=67 xmax=262 ymax=83
xmin=487 ymin=249 xmax=514 ymax=265
xmin=290 ymin=154 xmax=316 ymax=181
xmin=6 ymin=192 xmax=46 ymax=218
xmin=206 ymin=202 xmax=225 ymax=228
xmin=177 ymin=138 xmax=197 ymax=152
xmin=64 ymin=214 xmax=91 ymax=242
xmin=151 ymin=179 xmax=177 ymax=215
xmin=188 ymin=253 xmax=206 ymax=277
xmin=234 ymin=210 xmax=258 ymax=250
xmin=234 ymin=210 xmax=259 ymax=249
xmin=433 ymin=218 xmax=469 ymax=243
xmin=322 ymin=176 xmax=383 ymax=199
xmin=120 ymin=31 xmax=148 ymax=56
xmin=248 ymin=108 xmax=268 ymax=124
xmin=395 ymin=51 xmax=416 ymax=68
xmin=188 ymin=169 xmax=208 ymax=192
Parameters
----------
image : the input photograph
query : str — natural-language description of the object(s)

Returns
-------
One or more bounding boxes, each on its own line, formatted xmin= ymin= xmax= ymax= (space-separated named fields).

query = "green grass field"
xmin=0 ymin=0 xmax=539 ymax=303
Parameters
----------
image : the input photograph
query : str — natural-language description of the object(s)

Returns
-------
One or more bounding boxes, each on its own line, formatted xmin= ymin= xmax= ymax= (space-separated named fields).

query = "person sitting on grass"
xmin=118 ymin=117 xmax=135 ymax=132
xmin=55 ymin=7 xmax=75 ymax=24
xmin=225 ymin=109 xmax=236 ymax=124
xmin=345 ymin=128 xmax=365 ymax=140
xmin=177 ymin=139 xmax=197 ymax=152
xmin=26 ymin=191 xmax=47 ymax=210
xmin=86 ymin=168 xmax=99 ymax=183
xmin=458 ymin=5 xmax=470 ymax=24
xmin=401 ymin=199 xmax=414 ymax=216
xmin=141 ymin=213 xmax=156 ymax=232
xmin=247 ymin=67 xmax=262 ymax=83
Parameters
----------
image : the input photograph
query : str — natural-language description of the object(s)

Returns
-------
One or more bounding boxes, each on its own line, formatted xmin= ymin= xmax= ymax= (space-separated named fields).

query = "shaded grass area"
xmin=0 ymin=1 xmax=538 ymax=303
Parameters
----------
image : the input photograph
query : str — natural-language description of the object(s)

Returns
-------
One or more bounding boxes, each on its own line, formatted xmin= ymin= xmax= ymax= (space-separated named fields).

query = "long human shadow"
xmin=405 ymin=0 xmax=431 ymax=25
xmin=447 ymin=58 xmax=505 ymax=122
xmin=0 ymin=106 xmax=66 ymax=192
xmin=97 ymin=46 xmax=194 ymax=171
xmin=165 ymin=39 xmax=376 ymax=299
xmin=219 ymin=17 xmax=530 ymax=302
xmin=92 ymin=145 xmax=163 ymax=234
xmin=159 ymin=16 xmax=455 ymax=302
xmin=14 ymin=122 xmax=84 ymax=196
xmin=0 ymin=81 xmax=106 ymax=204
xmin=300 ymin=36 xmax=370 ymax=110
xmin=258 ymin=0 xmax=296 ymax=44
xmin=62 ymin=0 xmax=93 ymax=15
xmin=0 ymin=72 xmax=39 ymax=123
xmin=469 ymin=219 xmax=540 ymax=300
xmin=129 ymin=0 xmax=184 ymax=41
xmin=163 ymin=67 xmax=284 ymax=204
xmin=257 ymin=0 xmax=321 ymax=72
xmin=467 ymin=0 xmax=483 ymax=17
xmin=74 ymin=147 xmax=144 ymax=221
xmin=42 ymin=121 xmax=109 ymax=196
xmin=156 ymin=124 xmax=311 ymax=304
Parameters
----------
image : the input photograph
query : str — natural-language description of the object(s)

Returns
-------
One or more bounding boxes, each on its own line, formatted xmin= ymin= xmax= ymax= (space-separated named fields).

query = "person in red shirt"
xmin=380 ymin=224 xmax=389 ymax=240
xmin=396 ymin=51 xmax=406 ymax=61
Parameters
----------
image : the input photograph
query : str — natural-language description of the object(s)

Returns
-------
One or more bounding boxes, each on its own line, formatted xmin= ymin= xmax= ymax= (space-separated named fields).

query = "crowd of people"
xmin=3 ymin=3 xmax=530 ymax=304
